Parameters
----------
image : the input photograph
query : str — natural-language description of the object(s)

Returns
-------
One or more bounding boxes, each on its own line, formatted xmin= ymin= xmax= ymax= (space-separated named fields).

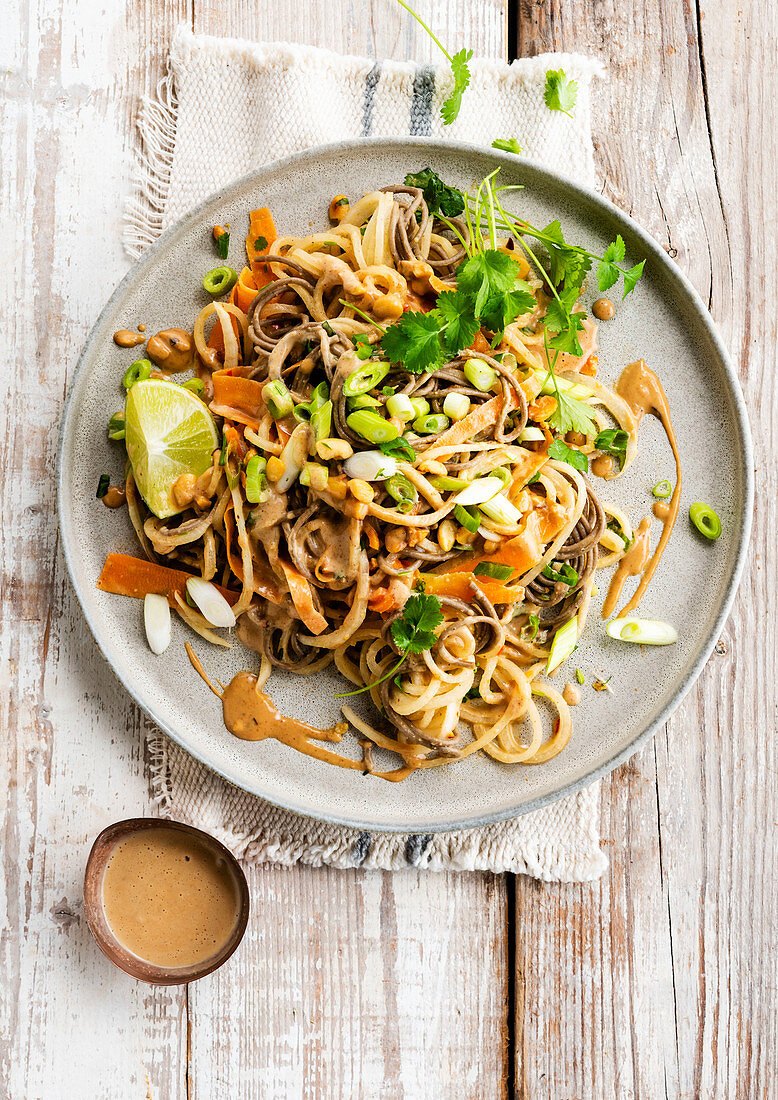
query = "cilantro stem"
xmin=393 ymin=0 xmax=453 ymax=63
xmin=334 ymin=651 xmax=408 ymax=698
xmin=337 ymin=298 xmax=387 ymax=333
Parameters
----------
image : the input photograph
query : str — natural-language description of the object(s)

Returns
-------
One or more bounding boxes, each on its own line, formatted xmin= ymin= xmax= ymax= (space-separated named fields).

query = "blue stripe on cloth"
xmin=409 ymin=65 xmax=435 ymax=136
xmin=351 ymin=831 xmax=372 ymax=866
xmin=405 ymin=834 xmax=432 ymax=866
xmin=362 ymin=63 xmax=381 ymax=136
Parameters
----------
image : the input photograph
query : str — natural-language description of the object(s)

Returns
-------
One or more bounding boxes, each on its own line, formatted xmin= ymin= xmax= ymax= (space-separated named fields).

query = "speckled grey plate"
xmin=58 ymin=139 xmax=753 ymax=832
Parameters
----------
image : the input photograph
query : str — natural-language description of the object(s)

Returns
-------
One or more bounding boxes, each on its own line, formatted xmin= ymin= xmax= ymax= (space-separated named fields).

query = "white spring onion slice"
xmin=464 ymin=360 xmax=497 ymax=391
xmin=443 ymin=393 xmax=472 ymax=421
xmin=452 ymin=476 xmax=504 ymax=506
xmin=386 ymin=394 xmax=415 ymax=421
xmin=518 ymin=425 xmax=545 ymax=443
xmin=276 ymin=424 xmax=310 ymax=492
xmin=144 ymin=593 xmax=171 ymax=655
xmin=547 ymin=615 xmax=578 ymax=673
xmin=535 ymin=371 xmax=593 ymax=399
xmin=606 ymin=617 xmax=678 ymax=645
xmin=479 ymin=493 xmax=522 ymax=526
xmin=186 ymin=577 xmax=236 ymax=629
xmin=343 ymin=450 xmax=397 ymax=481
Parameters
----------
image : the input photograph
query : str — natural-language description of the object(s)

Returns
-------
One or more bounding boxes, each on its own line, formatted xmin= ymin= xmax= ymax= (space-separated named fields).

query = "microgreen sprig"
xmin=394 ymin=0 xmax=472 ymax=125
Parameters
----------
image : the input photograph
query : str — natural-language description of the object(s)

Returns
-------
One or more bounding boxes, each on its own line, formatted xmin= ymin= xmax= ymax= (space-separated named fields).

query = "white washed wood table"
xmin=2 ymin=1 xmax=775 ymax=1096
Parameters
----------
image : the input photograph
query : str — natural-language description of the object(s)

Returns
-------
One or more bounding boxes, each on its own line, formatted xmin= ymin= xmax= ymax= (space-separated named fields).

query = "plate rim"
xmin=57 ymin=136 xmax=754 ymax=833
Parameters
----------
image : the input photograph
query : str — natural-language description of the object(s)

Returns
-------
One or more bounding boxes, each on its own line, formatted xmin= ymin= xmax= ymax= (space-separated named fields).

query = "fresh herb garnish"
xmin=379 ymin=436 xmax=417 ymax=463
xmin=254 ymin=235 xmax=268 ymax=251
xmin=547 ymin=438 xmax=588 ymax=473
xmin=393 ymin=2 xmax=472 ymax=125
xmin=492 ymin=138 xmax=523 ymax=156
xmin=96 ymin=473 xmax=110 ymax=499
xmin=474 ymin=561 xmax=514 ymax=581
xmin=594 ymin=428 xmax=629 ymax=468
xmin=336 ymin=593 xmax=444 ymax=698
xmin=404 ymin=167 xmax=465 ymax=217
xmin=597 ymin=235 xmax=646 ymax=299
xmin=526 ymin=613 xmax=540 ymax=640
xmin=352 ymin=332 xmax=373 ymax=360
xmin=217 ymin=231 xmax=230 ymax=259
xmin=435 ymin=290 xmax=480 ymax=353
xmin=381 ymin=311 xmax=447 ymax=374
xmin=544 ymin=70 xmax=578 ymax=118
xmin=542 ymin=562 xmax=579 ymax=586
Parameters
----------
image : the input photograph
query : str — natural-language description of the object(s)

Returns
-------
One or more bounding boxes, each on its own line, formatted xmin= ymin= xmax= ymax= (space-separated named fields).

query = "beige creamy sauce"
xmin=562 ymin=683 xmax=581 ymax=706
xmin=652 ymin=499 xmax=671 ymax=522
xmin=608 ymin=359 xmax=683 ymax=618
xmin=113 ymin=329 xmax=145 ymax=348
xmin=101 ymin=827 xmax=241 ymax=968
xmin=146 ymin=328 xmax=195 ymax=373
xmin=603 ymin=516 xmax=652 ymax=619
xmin=591 ymin=453 xmax=614 ymax=479
xmin=592 ymin=297 xmax=616 ymax=321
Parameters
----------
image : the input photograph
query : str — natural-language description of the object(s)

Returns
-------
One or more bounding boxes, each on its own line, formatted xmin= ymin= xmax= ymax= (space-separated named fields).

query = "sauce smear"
xmin=101 ymin=827 xmax=241 ymax=968
xmin=113 ymin=329 xmax=145 ymax=348
xmin=603 ymin=516 xmax=652 ymax=619
xmin=146 ymin=328 xmax=195 ymax=373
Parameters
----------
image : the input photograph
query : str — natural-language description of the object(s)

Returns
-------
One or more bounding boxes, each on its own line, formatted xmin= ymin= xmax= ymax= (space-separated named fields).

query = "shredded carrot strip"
xmin=97 ymin=554 xmax=238 ymax=607
xmin=247 ymin=208 xmax=277 ymax=287
xmin=420 ymin=571 xmax=523 ymax=605
xmin=279 ymin=560 xmax=328 ymax=635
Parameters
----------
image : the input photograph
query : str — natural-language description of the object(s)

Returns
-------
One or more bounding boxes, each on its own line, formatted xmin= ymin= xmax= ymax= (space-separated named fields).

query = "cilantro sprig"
xmin=544 ymin=70 xmax=578 ymax=118
xmin=394 ymin=1 xmax=472 ymax=125
xmin=492 ymin=138 xmax=523 ymax=156
xmin=335 ymin=594 xmax=444 ymax=698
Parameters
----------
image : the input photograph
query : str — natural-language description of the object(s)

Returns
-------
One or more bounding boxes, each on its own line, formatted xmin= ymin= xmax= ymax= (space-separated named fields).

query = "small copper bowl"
xmin=83 ymin=818 xmax=249 ymax=985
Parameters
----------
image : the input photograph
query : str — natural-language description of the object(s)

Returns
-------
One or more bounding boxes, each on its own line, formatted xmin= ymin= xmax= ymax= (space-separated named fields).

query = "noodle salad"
xmin=97 ymin=167 xmax=698 ymax=782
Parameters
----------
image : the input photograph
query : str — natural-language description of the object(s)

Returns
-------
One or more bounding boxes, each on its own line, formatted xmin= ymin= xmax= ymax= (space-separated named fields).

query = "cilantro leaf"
xmin=623 ymin=260 xmax=646 ymax=298
xmin=442 ymin=48 xmax=473 ymax=125
xmin=597 ymin=236 xmax=626 ymax=292
xmin=548 ymin=391 xmax=597 ymax=437
xmin=216 ymin=231 xmax=230 ymax=260
xmin=404 ymin=168 xmax=465 ymax=218
xmin=544 ymin=287 xmax=587 ymax=356
xmin=379 ymin=436 xmax=416 ymax=463
xmin=457 ymin=250 xmax=519 ymax=316
xmin=254 ymin=235 xmax=268 ymax=251
xmin=480 ymin=283 xmax=536 ymax=335
xmin=381 ymin=311 xmax=446 ymax=374
xmin=436 ymin=290 xmax=479 ymax=353
xmin=391 ymin=594 xmax=444 ymax=654
xmin=544 ymin=69 xmax=579 ymax=118
xmin=594 ymin=428 xmax=629 ymax=469
xmin=492 ymin=138 xmax=523 ymax=156
xmin=547 ymin=438 xmax=588 ymax=472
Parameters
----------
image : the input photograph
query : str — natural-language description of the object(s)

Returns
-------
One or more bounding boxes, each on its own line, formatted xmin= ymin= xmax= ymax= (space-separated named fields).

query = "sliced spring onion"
xmin=519 ymin=425 xmax=545 ymax=443
xmin=454 ymin=504 xmax=480 ymax=532
xmin=489 ymin=466 xmax=512 ymax=487
xmin=262 ymin=380 xmax=294 ymax=419
xmin=386 ymin=393 xmax=415 ymax=421
xmin=343 ymin=450 xmax=397 ymax=481
xmin=413 ymin=413 xmax=449 ymax=435
xmin=343 ymin=360 xmax=390 ymax=396
xmin=186 ymin=577 xmax=236 ymax=628
xmin=202 ymin=266 xmax=238 ymax=296
xmin=346 ymin=410 xmax=399 ymax=444
xmin=409 ymin=396 xmax=430 ymax=418
xmin=453 ymin=476 xmax=504 ymax=507
xmin=96 ymin=473 xmax=110 ymax=498
xmin=443 ymin=393 xmax=471 ymax=421
xmin=429 ymin=474 xmax=473 ymax=492
xmin=108 ymin=412 xmax=126 ymax=440
xmin=547 ymin=615 xmax=578 ymax=673
xmin=480 ymin=493 xmax=523 ymax=526
xmin=652 ymin=479 xmax=673 ymax=499
xmin=122 ymin=359 xmax=152 ymax=390
xmin=310 ymin=399 xmax=332 ymax=442
xmin=385 ymin=473 xmax=417 ymax=513
xmin=575 ymin=668 xmax=585 ymax=685
xmin=689 ymin=501 xmax=721 ymax=540
xmin=244 ymin=455 xmax=268 ymax=504
xmin=276 ymin=424 xmax=310 ymax=491
xmin=464 ymin=360 xmax=497 ymax=391
xmin=144 ymin=592 xmax=171 ymax=655
xmin=536 ymin=371 xmax=591 ymax=399
xmin=474 ymin=561 xmax=514 ymax=581
xmin=606 ymin=617 xmax=678 ymax=645
xmin=348 ymin=394 xmax=381 ymax=410
xmin=525 ymin=613 xmax=539 ymax=640
xmin=352 ymin=333 xmax=373 ymax=360
xmin=498 ymin=352 xmax=518 ymax=372
xmin=542 ymin=562 xmax=579 ymax=586
xmin=183 ymin=377 xmax=205 ymax=397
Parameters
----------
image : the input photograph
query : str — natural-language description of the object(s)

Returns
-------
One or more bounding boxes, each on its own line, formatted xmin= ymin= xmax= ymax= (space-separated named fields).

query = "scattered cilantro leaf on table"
xmin=544 ymin=69 xmax=579 ymax=118
xmin=492 ymin=138 xmax=523 ymax=155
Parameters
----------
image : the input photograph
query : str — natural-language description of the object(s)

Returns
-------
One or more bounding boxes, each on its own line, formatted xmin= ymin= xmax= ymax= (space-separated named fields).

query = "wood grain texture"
xmin=513 ymin=2 xmax=777 ymax=1098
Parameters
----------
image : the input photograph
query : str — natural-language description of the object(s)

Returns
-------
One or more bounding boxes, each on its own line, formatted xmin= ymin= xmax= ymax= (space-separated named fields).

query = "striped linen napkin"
xmin=127 ymin=25 xmax=607 ymax=879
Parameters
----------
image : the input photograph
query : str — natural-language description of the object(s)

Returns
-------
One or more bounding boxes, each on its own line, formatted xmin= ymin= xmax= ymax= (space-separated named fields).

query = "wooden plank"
xmin=512 ymin=2 xmax=777 ymax=1098
xmin=183 ymin=5 xmax=511 ymax=1098
xmin=0 ymin=0 xmax=190 ymax=1097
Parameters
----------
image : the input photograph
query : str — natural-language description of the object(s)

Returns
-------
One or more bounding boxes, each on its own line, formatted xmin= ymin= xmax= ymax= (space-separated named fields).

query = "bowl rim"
xmin=58 ymin=136 xmax=754 ymax=833
xmin=83 ymin=817 xmax=250 ymax=985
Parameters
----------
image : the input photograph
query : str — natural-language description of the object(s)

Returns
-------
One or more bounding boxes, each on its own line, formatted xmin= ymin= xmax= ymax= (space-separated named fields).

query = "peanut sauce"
xmin=591 ymin=453 xmax=614 ymax=478
xmin=101 ymin=486 xmax=126 ymax=509
xmin=602 ymin=516 xmax=652 ymax=619
xmin=613 ymin=359 xmax=683 ymax=617
xmin=101 ymin=827 xmax=241 ymax=968
xmin=562 ymin=683 xmax=581 ymax=706
xmin=113 ymin=329 xmax=145 ymax=348
xmin=146 ymin=328 xmax=195 ymax=373
xmin=592 ymin=297 xmax=616 ymax=321
xmin=652 ymin=499 xmax=671 ymax=522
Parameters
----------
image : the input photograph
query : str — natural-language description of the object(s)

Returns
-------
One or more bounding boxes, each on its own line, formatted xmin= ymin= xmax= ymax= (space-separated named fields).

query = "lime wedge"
xmin=124 ymin=379 xmax=220 ymax=519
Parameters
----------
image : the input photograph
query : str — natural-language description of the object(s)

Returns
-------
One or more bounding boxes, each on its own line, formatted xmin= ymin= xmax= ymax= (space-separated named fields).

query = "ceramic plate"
xmin=57 ymin=139 xmax=753 ymax=832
